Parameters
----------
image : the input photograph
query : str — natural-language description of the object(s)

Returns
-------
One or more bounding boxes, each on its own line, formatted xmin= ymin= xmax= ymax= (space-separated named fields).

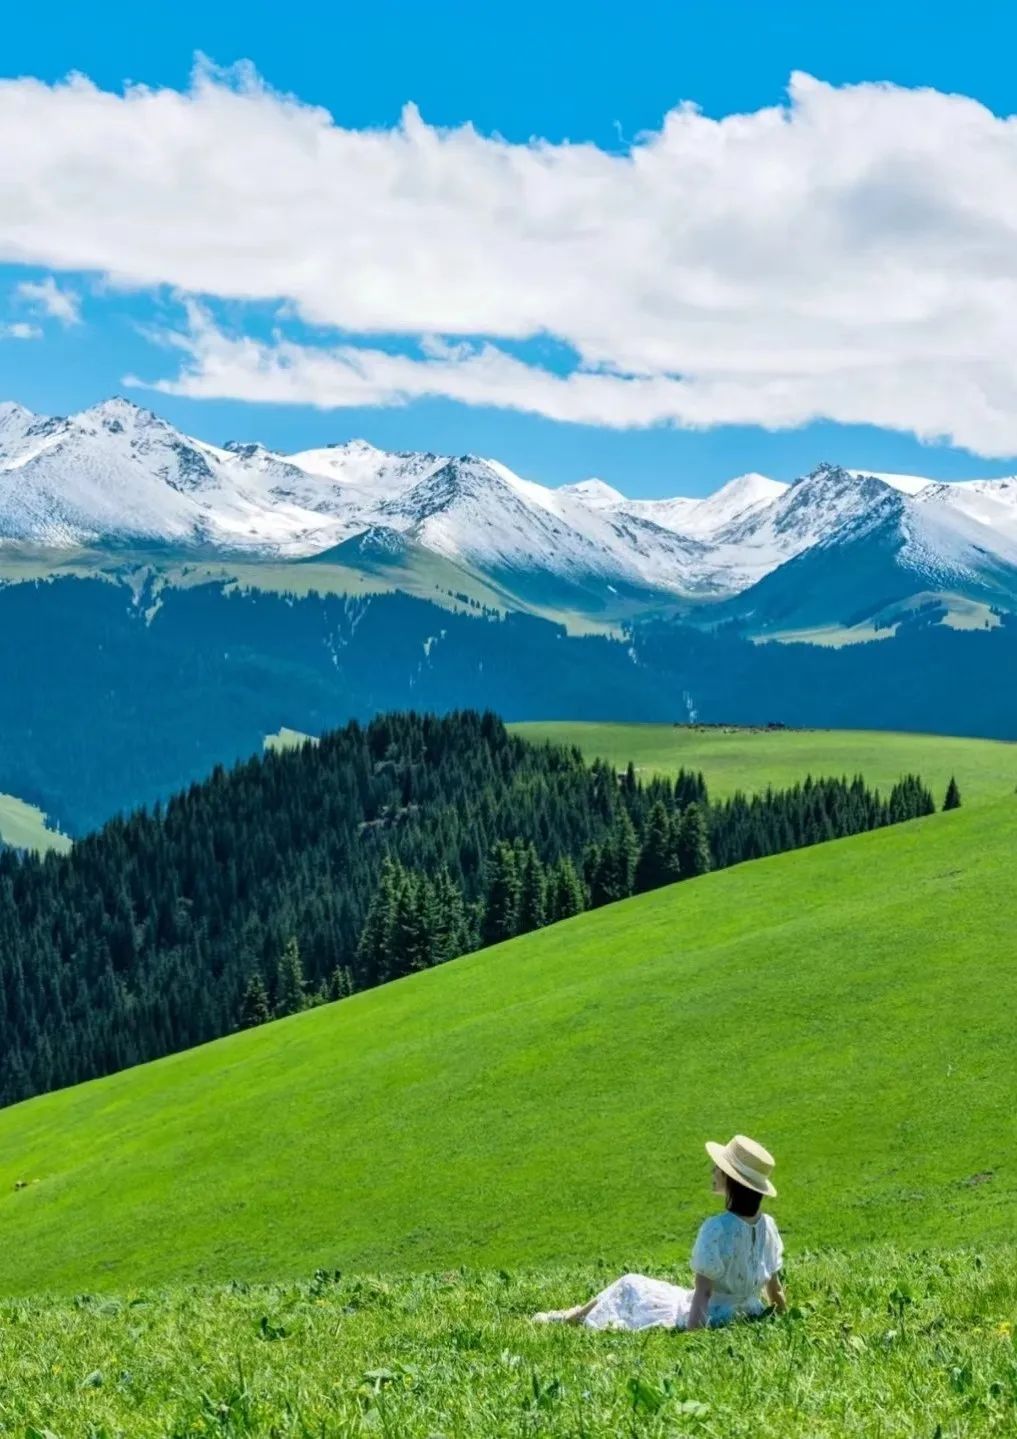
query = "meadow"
xmin=5 ymin=725 xmax=1016 ymax=1434
xmin=2 ymin=1249 xmax=1016 ymax=1437
xmin=511 ymin=721 xmax=1017 ymax=805
xmin=0 ymin=791 xmax=72 ymax=855
xmin=2 ymin=795 xmax=1015 ymax=1295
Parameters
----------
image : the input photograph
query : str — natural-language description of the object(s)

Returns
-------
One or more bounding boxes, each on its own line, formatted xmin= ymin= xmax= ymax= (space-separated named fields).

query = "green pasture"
xmin=0 ymin=792 xmax=72 ymax=855
xmin=3 ymin=1248 xmax=1016 ymax=1438
xmin=511 ymin=722 xmax=1017 ymax=805
xmin=1 ymin=798 xmax=1013 ymax=1295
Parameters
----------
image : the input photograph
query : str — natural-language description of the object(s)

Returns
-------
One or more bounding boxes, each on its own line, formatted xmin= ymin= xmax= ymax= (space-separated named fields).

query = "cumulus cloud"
xmin=0 ymin=321 xmax=42 ymax=340
xmin=16 ymin=276 xmax=81 ymax=325
xmin=4 ymin=61 xmax=1017 ymax=450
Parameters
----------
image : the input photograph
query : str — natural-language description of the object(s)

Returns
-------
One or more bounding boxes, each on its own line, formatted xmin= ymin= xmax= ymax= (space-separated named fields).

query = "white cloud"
xmin=4 ymin=62 xmax=1017 ymax=450
xmin=16 ymin=275 xmax=81 ymax=326
xmin=141 ymin=304 xmax=1017 ymax=451
xmin=0 ymin=321 xmax=42 ymax=340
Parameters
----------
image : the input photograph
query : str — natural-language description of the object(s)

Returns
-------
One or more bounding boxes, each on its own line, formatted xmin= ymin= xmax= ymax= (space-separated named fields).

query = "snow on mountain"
xmin=366 ymin=454 xmax=711 ymax=593
xmin=846 ymin=469 xmax=933 ymax=496
xmin=284 ymin=439 xmax=446 ymax=501
xmin=683 ymin=464 xmax=899 ymax=590
xmin=723 ymin=464 xmax=1017 ymax=635
xmin=557 ymin=478 xmax=626 ymax=509
xmin=621 ymin=473 xmax=788 ymax=538
xmin=0 ymin=401 xmax=42 ymax=456
xmin=0 ymin=398 xmax=211 ymax=547
xmin=2 ymin=398 xmax=1017 ymax=620
xmin=920 ymin=476 xmax=1017 ymax=546
xmin=956 ymin=475 xmax=1017 ymax=505
xmin=0 ymin=399 xmax=359 ymax=554
xmin=902 ymin=487 xmax=1017 ymax=583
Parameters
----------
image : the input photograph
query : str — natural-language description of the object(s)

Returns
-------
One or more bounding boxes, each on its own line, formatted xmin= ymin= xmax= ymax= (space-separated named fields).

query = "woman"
xmin=533 ymin=1134 xmax=786 ymax=1331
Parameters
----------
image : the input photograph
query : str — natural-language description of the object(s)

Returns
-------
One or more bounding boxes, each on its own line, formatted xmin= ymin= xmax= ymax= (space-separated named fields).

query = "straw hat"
xmin=706 ymin=1134 xmax=777 ymax=1197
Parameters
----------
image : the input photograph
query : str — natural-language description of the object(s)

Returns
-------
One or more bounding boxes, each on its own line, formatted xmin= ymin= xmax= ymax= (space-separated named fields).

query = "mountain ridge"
xmin=3 ymin=398 xmax=1017 ymax=629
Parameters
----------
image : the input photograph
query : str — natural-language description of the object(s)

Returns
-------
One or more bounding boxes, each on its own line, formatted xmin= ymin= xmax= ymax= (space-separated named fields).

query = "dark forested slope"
xmin=0 ymin=709 xmax=935 ymax=1107
xmin=0 ymin=575 xmax=1014 ymax=839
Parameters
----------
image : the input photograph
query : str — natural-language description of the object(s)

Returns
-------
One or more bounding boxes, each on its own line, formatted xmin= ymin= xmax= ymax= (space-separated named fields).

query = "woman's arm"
xmin=685 ymin=1274 xmax=713 ymax=1331
xmin=764 ymin=1273 xmax=787 ymax=1313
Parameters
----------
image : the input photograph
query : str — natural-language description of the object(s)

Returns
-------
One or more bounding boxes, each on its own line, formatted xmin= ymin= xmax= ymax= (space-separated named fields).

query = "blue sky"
xmin=2 ymin=0 xmax=1017 ymax=494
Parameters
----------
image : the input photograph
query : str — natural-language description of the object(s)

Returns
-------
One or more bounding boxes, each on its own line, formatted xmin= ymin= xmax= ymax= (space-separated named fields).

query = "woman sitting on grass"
xmin=534 ymin=1135 xmax=786 ymax=1331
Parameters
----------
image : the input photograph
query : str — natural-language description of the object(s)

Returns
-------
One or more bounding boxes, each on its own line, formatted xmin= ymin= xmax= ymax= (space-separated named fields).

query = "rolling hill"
xmin=510 ymin=723 xmax=1017 ymax=804
xmin=1 ymin=793 xmax=1012 ymax=1296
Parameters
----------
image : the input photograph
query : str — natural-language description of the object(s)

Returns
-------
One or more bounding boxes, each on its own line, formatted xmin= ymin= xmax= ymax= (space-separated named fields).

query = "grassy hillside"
xmin=262 ymin=725 xmax=317 ymax=753
xmin=5 ymin=1248 xmax=1016 ymax=1438
xmin=0 ymin=542 xmax=625 ymax=634
xmin=1 ymin=796 xmax=1014 ymax=1296
xmin=511 ymin=722 xmax=1017 ymax=804
xmin=0 ymin=792 xmax=72 ymax=855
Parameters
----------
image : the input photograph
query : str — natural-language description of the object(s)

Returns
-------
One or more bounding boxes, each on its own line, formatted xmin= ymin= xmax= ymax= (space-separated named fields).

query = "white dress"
xmin=582 ymin=1211 xmax=784 ymax=1331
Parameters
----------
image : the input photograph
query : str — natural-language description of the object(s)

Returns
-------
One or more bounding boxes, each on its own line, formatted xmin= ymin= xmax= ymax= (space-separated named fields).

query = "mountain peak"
xmin=559 ymin=478 xmax=626 ymax=509
xmin=322 ymin=438 xmax=382 ymax=456
xmin=792 ymin=464 xmax=900 ymax=503
xmin=714 ymin=471 xmax=786 ymax=500
xmin=77 ymin=396 xmax=163 ymax=432
xmin=223 ymin=440 xmax=271 ymax=459
xmin=847 ymin=468 xmax=933 ymax=497
xmin=1 ymin=396 xmax=1013 ymax=617
xmin=795 ymin=460 xmax=851 ymax=486
xmin=336 ymin=524 xmax=411 ymax=560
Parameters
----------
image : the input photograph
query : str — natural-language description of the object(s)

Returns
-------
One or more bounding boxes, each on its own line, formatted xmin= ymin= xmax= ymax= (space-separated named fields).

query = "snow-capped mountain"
xmin=621 ymin=472 xmax=788 ymax=538
xmin=0 ymin=399 xmax=714 ymax=597
xmin=719 ymin=466 xmax=1017 ymax=634
xmin=353 ymin=454 xmax=714 ymax=598
xmin=2 ymin=398 xmax=1017 ymax=631
xmin=557 ymin=478 xmax=626 ymax=509
xmin=0 ymin=398 xmax=362 ymax=553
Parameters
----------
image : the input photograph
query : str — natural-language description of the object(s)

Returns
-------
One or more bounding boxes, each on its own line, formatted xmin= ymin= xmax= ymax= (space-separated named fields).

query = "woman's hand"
xmin=685 ymin=1274 xmax=713 ymax=1331
xmin=765 ymin=1273 xmax=787 ymax=1314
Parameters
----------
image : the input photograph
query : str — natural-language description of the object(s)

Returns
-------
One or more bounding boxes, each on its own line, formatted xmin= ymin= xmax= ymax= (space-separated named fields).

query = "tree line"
xmin=0 ymin=709 xmax=948 ymax=1106
xmin=329 ymin=767 xmax=946 ymax=995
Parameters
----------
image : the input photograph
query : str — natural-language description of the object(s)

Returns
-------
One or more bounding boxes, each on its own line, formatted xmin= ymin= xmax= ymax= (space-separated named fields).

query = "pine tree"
xmin=275 ymin=937 xmax=308 ymax=1016
xmin=676 ymin=802 xmax=712 ymax=879
xmin=516 ymin=844 xmax=548 ymax=933
xmin=356 ymin=856 xmax=402 ymax=986
xmin=613 ymin=806 xmax=640 ymax=897
xmin=482 ymin=840 xmax=522 ymax=945
xmin=635 ymin=800 xmax=681 ymax=893
xmin=431 ymin=867 xmax=470 ymax=964
xmin=590 ymin=809 xmax=639 ymax=907
xmin=547 ymin=856 xmax=586 ymax=923
xmin=390 ymin=873 xmax=435 ymax=974
xmin=238 ymin=972 xmax=271 ymax=1029
xmin=943 ymin=776 xmax=962 ymax=811
xmin=326 ymin=965 xmax=354 ymax=1001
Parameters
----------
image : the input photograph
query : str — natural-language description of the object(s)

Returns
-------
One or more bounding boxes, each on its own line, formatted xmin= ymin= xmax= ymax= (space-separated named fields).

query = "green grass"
xmin=3 ymin=1249 xmax=1017 ymax=1437
xmin=263 ymin=727 xmax=317 ymax=753
xmin=0 ymin=792 xmax=72 ymax=855
xmin=5 ymin=732 xmax=1017 ymax=1431
xmin=0 ymin=544 xmax=626 ymax=634
xmin=511 ymin=722 xmax=1017 ymax=805
xmin=2 ymin=797 xmax=1015 ymax=1296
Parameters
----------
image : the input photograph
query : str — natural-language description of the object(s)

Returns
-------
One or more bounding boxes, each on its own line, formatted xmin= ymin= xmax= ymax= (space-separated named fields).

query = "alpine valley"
xmin=2 ymin=395 xmax=1016 ymax=838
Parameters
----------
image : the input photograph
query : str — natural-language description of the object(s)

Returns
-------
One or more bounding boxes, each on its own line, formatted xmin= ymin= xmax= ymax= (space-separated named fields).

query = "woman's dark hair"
xmin=725 ymin=1174 xmax=763 ymax=1218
